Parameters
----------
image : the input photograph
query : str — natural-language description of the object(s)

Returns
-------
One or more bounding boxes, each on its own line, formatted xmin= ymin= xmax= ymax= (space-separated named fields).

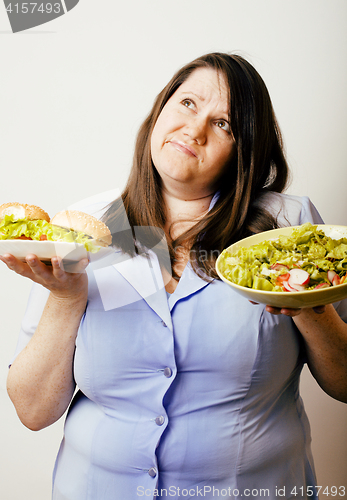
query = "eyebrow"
xmin=180 ymin=91 xmax=229 ymax=116
xmin=181 ymin=91 xmax=205 ymax=101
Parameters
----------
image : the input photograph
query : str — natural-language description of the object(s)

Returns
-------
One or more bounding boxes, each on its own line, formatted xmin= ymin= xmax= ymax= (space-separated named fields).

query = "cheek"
xmin=150 ymin=128 xmax=163 ymax=171
xmin=153 ymin=107 xmax=182 ymax=142
xmin=151 ymin=115 xmax=166 ymax=157
xmin=213 ymin=141 xmax=235 ymax=169
xmin=151 ymin=111 xmax=181 ymax=161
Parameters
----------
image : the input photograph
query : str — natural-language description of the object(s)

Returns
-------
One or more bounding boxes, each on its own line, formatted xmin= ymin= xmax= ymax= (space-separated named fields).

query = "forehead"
xmin=176 ymin=67 xmax=230 ymax=111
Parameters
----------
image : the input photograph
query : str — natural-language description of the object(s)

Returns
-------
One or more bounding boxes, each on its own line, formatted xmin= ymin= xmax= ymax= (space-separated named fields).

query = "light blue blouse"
xmin=11 ymin=192 xmax=347 ymax=500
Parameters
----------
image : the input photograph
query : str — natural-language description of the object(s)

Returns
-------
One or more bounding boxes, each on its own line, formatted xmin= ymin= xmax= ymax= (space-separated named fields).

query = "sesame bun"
xmin=0 ymin=202 xmax=50 ymax=222
xmin=51 ymin=210 xmax=112 ymax=247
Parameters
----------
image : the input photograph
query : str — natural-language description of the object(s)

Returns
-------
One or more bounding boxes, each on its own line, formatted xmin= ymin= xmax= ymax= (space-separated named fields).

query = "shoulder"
xmin=254 ymin=191 xmax=324 ymax=226
xmin=66 ymin=189 xmax=121 ymax=220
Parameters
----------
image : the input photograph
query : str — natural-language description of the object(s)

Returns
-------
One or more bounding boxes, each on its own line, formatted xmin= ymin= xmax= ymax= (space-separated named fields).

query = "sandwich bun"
xmin=51 ymin=210 xmax=112 ymax=247
xmin=0 ymin=202 xmax=50 ymax=222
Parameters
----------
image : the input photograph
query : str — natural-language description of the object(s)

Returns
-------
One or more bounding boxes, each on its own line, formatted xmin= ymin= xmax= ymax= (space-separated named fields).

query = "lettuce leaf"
xmin=0 ymin=215 xmax=102 ymax=253
xmin=0 ymin=215 xmax=51 ymax=240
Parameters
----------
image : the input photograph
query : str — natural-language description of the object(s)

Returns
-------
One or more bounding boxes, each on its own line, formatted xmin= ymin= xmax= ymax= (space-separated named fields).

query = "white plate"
xmin=216 ymin=225 xmax=347 ymax=309
xmin=0 ymin=240 xmax=115 ymax=264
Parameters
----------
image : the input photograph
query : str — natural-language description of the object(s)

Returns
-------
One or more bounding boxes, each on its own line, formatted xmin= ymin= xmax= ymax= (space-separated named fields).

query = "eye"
xmin=215 ymin=119 xmax=231 ymax=133
xmin=181 ymin=98 xmax=196 ymax=110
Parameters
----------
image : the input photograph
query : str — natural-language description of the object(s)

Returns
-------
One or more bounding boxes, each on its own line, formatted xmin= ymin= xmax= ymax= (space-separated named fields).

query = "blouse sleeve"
xmin=255 ymin=192 xmax=324 ymax=227
xmin=9 ymin=283 xmax=50 ymax=367
xmin=298 ymin=196 xmax=324 ymax=225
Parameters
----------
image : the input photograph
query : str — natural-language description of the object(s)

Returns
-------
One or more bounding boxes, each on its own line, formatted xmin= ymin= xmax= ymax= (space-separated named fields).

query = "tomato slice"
xmin=40 ymin=234 xmax=47 ymax=241
xmin=276 ymin=273 xmax=291 ymax=282
xmin=17 ymin=235 xmax=33 ymax=240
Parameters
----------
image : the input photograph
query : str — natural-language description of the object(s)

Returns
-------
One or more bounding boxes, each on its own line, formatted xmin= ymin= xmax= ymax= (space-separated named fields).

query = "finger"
xmin=51 ymin=256 xmax=66 ymax=278
xmin=265 ymin=305 xmax=302 ymax=317
xmin=0 ymin=254 xmax=10 ymax=265
xmin=51 ymin=256 xmax=89 ymax=276
xmin=25 ymin=254 xmax=52 ymax=278
xmin=265 ymin=305 xmax=282 ymax=315
xmin=279 ymin=308 xmax=302 ymax=317
xmin=0 ymin=253 xmax=15 ymax=268
xmin=67 ymin=258 xmax=89 ymax=274
xmin=0 ymin=253 xmax=30 ymax=276
xmin=77 ymin=257 xmax=90 ymax=273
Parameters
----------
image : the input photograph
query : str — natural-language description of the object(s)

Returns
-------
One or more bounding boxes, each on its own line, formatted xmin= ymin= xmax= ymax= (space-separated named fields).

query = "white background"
xmin=0 ymin=1 xmax=346 ymax=498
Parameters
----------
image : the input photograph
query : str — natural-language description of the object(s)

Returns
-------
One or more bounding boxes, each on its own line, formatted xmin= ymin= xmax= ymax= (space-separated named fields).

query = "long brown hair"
xmin=102 ymin=53 xmax=289 ymax=279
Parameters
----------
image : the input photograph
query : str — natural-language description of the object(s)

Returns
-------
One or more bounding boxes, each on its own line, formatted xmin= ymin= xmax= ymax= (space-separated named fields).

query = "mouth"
xmin=168 ymin=140 xmax=198 ymax=158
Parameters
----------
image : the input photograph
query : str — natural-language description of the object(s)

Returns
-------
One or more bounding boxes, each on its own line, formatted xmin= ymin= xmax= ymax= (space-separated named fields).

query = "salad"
xmin=218 ymin=223 xmax=347 ymax=292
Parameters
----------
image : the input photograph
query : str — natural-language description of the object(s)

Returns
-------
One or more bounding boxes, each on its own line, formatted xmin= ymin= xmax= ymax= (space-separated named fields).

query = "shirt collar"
xmin=208 ymin=191 xmax=220 ymax=210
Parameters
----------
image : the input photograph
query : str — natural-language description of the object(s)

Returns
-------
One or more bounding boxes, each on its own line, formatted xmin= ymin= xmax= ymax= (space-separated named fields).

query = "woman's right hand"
xmin=0 ymin=253 xmax=89 ymax=302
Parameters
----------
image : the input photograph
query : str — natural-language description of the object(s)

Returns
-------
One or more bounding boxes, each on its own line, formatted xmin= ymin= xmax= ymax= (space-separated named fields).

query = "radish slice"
xmin=283 ymin=280 xmax=305 ymax=292
xmin=287 ymin=280 xmax=306 ymax=291
xmin=327 ymin=270 xmax=337 ymax=284
xmin=332 ymin=275 xmax=341 ymax=286
xmin=288 ymin=268 xmax=310 ymax=286
xmin=314 ymin=283 xmax=330 ymax=290
xmin=271 ymin=263 xmax=289 ymax=272
xmin=283 ymin=280 xmax=296 ymax=292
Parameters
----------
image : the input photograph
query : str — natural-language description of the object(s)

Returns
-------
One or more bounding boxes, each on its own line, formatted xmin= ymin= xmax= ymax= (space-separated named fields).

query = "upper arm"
xmin=9 ymin=283 xmax=50 ymax=367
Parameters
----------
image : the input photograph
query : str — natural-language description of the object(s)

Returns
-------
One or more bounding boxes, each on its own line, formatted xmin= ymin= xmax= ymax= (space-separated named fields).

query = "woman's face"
xmin=150 ymin=67 xmax=236 ymax=200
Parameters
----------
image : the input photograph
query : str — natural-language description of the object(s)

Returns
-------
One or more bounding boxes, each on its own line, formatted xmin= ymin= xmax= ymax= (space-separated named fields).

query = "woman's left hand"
xmin=264 ymin=304 xmax=326 ymax=317
xmin=249 ymin=301 xmax=326 ymax=316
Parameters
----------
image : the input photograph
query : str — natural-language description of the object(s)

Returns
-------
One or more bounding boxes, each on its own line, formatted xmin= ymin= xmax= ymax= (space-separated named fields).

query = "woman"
xmin=3 ymin=53 xmax=347 ymax=499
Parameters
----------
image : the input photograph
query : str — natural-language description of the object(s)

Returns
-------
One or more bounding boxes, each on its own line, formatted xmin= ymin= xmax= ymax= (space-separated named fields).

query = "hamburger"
xmin=0 ymin=203 xmax=111 ymax=252
xmin=51 ymin=210 xmax=112 ymax=249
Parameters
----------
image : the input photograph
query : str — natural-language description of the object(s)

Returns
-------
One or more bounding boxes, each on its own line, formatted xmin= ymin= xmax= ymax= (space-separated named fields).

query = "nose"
xmin=184 ymin=116 xmax=207 ymax=145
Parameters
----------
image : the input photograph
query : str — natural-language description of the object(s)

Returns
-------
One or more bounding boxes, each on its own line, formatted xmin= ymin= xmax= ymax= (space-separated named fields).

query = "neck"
xmin=162 ymin=188 xmax=214 ymax=239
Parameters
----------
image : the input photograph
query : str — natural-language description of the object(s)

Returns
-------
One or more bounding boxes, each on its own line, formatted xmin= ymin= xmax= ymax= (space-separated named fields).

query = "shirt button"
xmin=163 ymin=367 xmax=172 ymax=378
xmin=155 ymin=415 xmax=165 ymax=426
xmin=148 ymin=467 xmax=157 ymax=477
xmin=161 ymin=320 xmax=167 ymax=327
